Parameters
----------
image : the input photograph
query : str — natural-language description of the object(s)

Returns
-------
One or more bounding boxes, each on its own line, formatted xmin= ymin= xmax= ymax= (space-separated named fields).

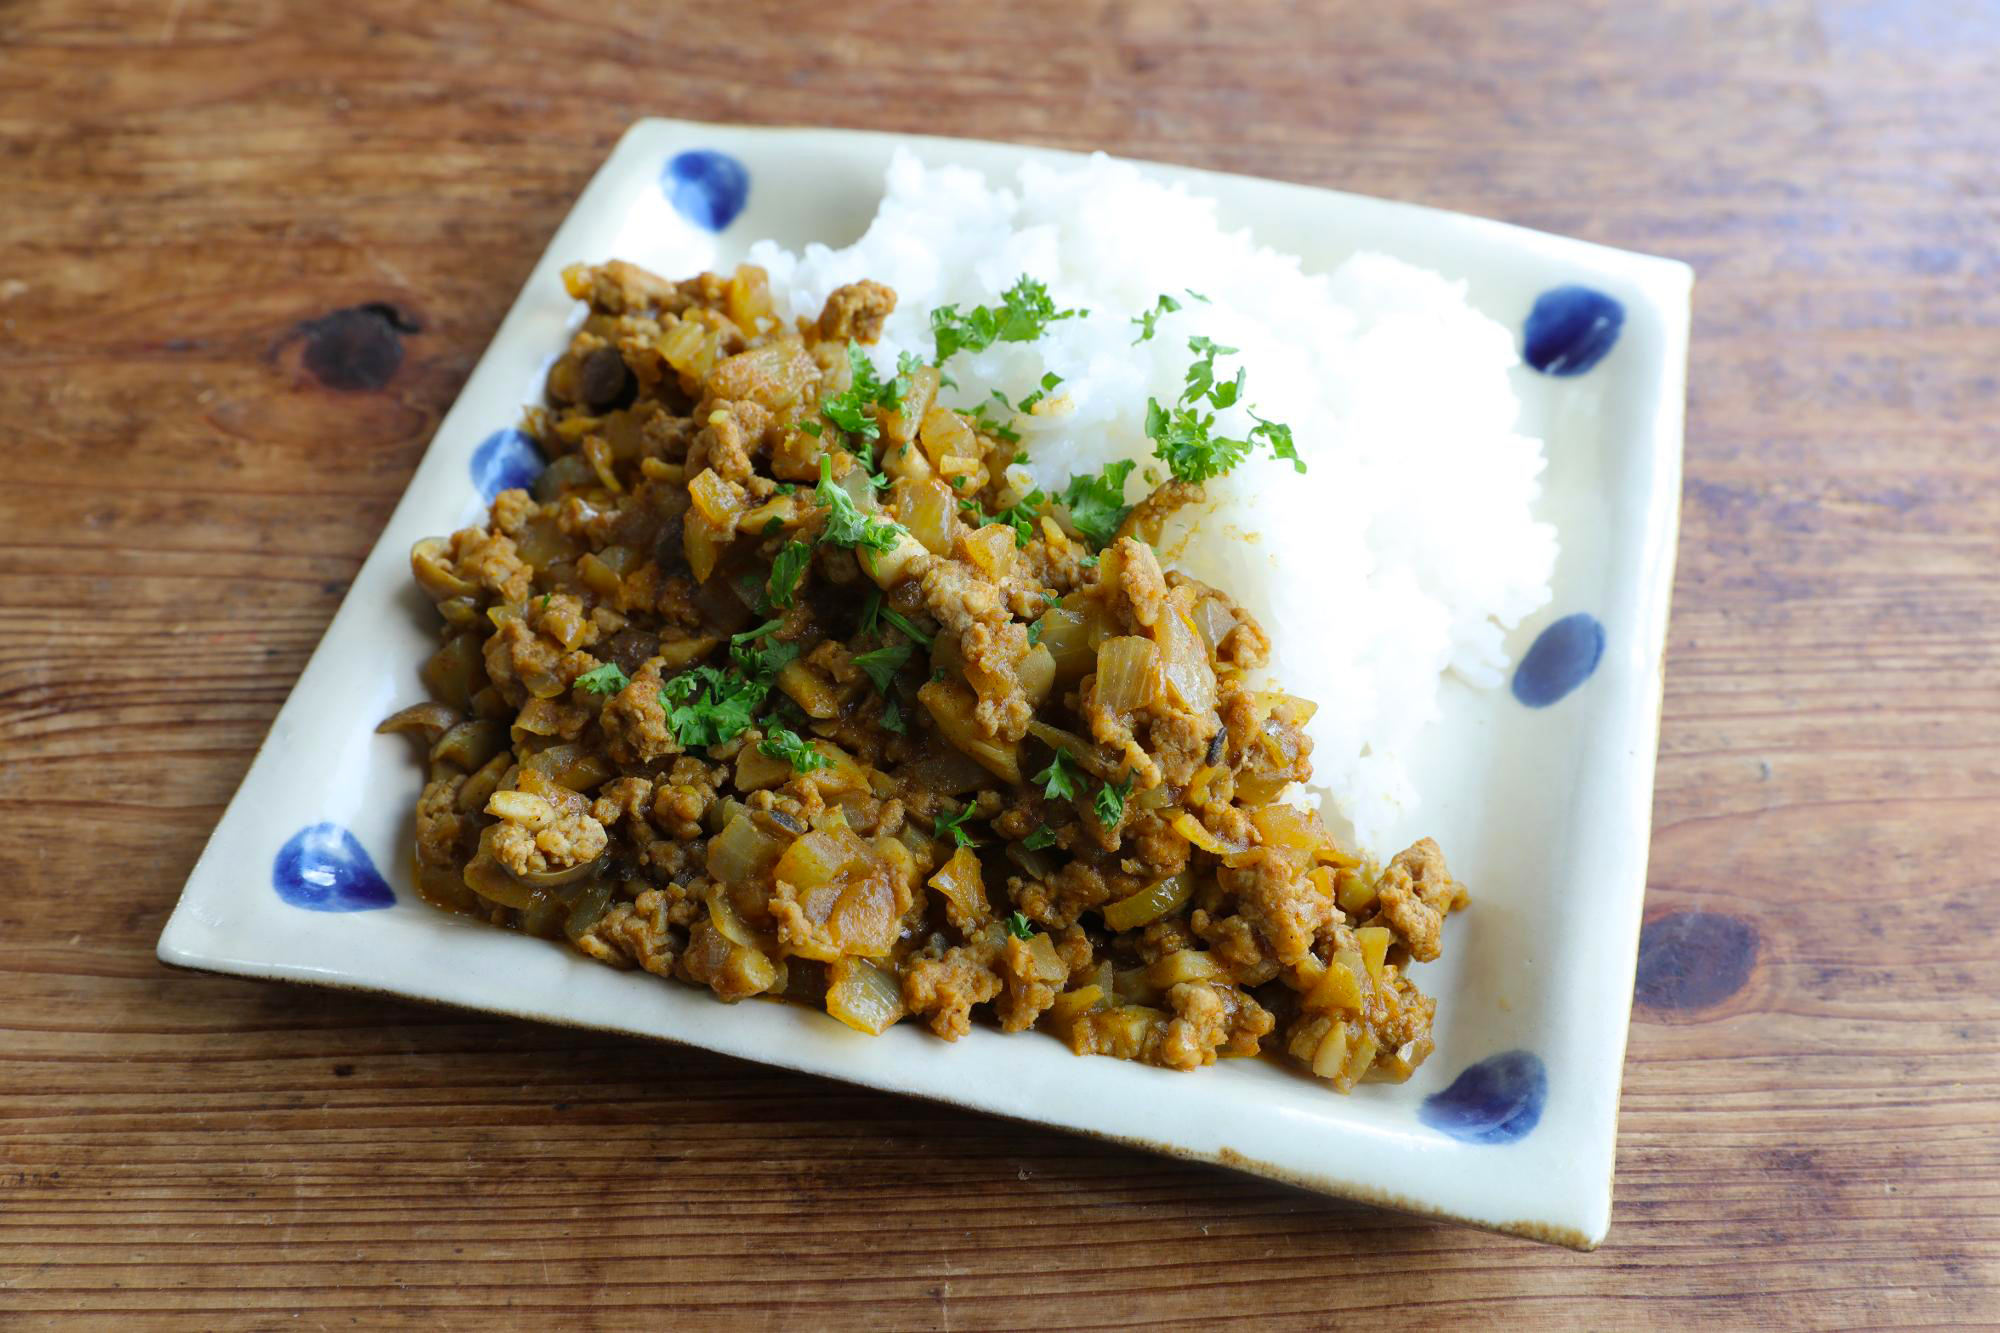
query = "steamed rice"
xmin=745 ymin=151 xmax=1556 ymax=850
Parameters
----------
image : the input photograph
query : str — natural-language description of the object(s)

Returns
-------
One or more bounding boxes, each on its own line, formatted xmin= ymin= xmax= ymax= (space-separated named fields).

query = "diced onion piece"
xmin=410 ymin=539 xmax=478 ymax=602
xmin=1035 ymin=606 xmax=1093 ymax=683
xmin=1094 ymin=636 xmax=1161 ymax=714
xmin=1044 ymin=984 xmax=1104 ymax=1032
xmin=1336 ymin=869 xmax=1378 ymax=916
xmin=1306 ymin=956 xmax=1365 ymax=1014
xmin=734 ymin=742 xmax=795 ymax=791
xmin=927 ymin=846 xmax=990 ymax=929
xmin=1342 ymin=1030 xmax=1380 ymax=1085
xmin=825 ymin=957 xmax=904 ymax=1035
xmin=737 ymin=495 xmax=800 ymax=535
xmin=1024 ymin=932 xmax=1068 ymax=983
xmin=1101 ymin=872 xmax=1192 ymax=932
xmin=1023 ymin=720 xmax=1123 ymax=782
xmin=918 ymin=405 xmax=977 ymax=469
xmin=861 ymin=527 xmax=930 ymax=587
xmin=521 ymin=742 xmax=615 ymax=791
xmin=1142 ymin=949 xmax=1224 ymax=989
xmin=1193 ymin=595 xmax=1237 ymax=651
xmin=707 ymin=814 xmax=787 ymax=885
xmin=1289 ymin=1013 xmax=1333 ymax=1064
xmin=776 ymin=659 xmax=842 ymax=719
xmin=1170 ymin=812 xmax=1228 ymax=856
xmin=377 ymin=701 xmax=462 ymax=743
xmin=882 ymin=366 xmax=939 ymax=447
xmin=1355 ymin=926 xmax=1392 ymax=981
xmin=893 ymin=477 xmax=958 ymax=556
xmin=1311 ymin=1020 xmax=1351 ymax=1080
xmin=421 ymin=633 xmax=485 ymax=710
xmin=562 ymin=878 xmax=615 ymax=942
xmin=724 ymin=265 xmax=773 ymax=331
xmin=1016 ymin=643 xmax=1056 ymax=709
xmin=919 ymin=680 xmax=1021 ymax=783
xmin=960 ymin=525 xmax=1016 ymax=580
xmin=1155 ymin=590 xmax=1217 ymax=715
xmin=431 ymin=719 xmax=507 ymax=772
xmin=775 ymin=828 xmax=868 ymax=889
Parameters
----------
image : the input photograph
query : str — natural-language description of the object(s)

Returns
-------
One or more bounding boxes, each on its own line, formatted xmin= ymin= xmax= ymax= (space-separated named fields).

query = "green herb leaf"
xmin=759 ymin=725 xmax=830 ymax=774
xmin=574 ymin=662 xmax=630 ymax=695
xmin=1003 ymin=910 xmax=1035 ymax=940
xmin=879 ymin=693 xmax=905 ymax=734
xmin=1093 ymin=773 xmax=1135 ymax=826
xmin=1017 ymin=371 xmax=1063 ymax=412
xmin=930 ymin=275 xmax=1084 ymax=364
xmin=851 ymin=640 xmax=912 ymax=693
xmin=764 ymin=540 xmax=812 ymax=610
xmin=1026 ymin=617 xmax=1045 ymax=646
xmin=1022 ymin=825 xmax=1057 ymax=851
xmin=819 ymin=343 xmax=904 ymax=443
xmin=1250 ymin=413 xmax=1306 ymax=473
xmin=934 ymin=804 xmax=981 ymax=849
xmin=659 ymin=667 xmax=766 ymax=749
xmin=860 ymin=589 xmax=883 ymax=637
xmin=728 ymin=618 xmax=800 ymax=677
xmin=1034 ymin=750 xmax=1079 ymax=802
xmin=814 ymin=455 xmax=903 ymax=555
xmin=881 ymin=605 xmax=934 ymax=649
xmin=1058 ymin=459 xmax=1136 ymax=547
xmin=1130 ymin=293 xmax=1183 ymax=344
xmin=989 ymin=489 xmax=1047 ymax=548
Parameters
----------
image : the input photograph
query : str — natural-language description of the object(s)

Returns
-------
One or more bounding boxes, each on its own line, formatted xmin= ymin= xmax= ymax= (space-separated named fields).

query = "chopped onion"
xmin=1100 ymin=872 xmax=1191 ymax=932
xmin=1094 ymin=636 xmax=1161 ymax=714
xmin=825 ymin=957 xmax=905 ymax=1035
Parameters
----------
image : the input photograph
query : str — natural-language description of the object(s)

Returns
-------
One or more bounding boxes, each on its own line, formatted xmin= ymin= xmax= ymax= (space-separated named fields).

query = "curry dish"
xmin=384 ymin=259 xmax=1466 ymax=1089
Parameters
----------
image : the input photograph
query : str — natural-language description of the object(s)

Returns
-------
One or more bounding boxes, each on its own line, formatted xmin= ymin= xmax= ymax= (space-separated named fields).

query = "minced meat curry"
xmin=383 ymin=259 xmax=1466 ymax=1088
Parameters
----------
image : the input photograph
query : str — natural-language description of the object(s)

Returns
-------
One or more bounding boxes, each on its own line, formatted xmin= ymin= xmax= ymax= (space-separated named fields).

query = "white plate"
xmin=158 ymin=118 xmax=1689 ymax=1249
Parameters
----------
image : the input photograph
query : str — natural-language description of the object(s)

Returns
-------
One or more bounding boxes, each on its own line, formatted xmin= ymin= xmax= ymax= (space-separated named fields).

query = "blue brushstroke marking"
xmin=662 ymin=149 xmax=750 ymax=232
xmin=1512 ymin=612 xmax=1606 ymax=707
xmin=471 ymin=427 xmax=544 ymax=502
xmin=1421 ymin=1050 xmax=1548 ymax=1145
xmin=1523 ymin=284 xmax=1625 ymax=376
xmin=273 ymin=823 xmax=395 ymax=912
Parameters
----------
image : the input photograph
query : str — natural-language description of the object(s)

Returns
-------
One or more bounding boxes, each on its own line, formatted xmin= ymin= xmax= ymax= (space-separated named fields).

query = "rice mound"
xmin=746 ymin=151 xmax=1556 ymax=851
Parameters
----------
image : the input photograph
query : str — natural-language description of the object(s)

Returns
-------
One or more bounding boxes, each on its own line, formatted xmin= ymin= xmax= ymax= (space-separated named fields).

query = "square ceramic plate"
xmin=159 ymin=118 xmax=1689 ymax=1249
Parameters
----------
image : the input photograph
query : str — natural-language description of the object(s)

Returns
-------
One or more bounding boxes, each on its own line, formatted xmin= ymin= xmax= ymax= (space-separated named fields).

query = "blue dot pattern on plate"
xmin=1512 ymin=612 xmax=1606 ymax=708
xmin=273 ymin=823 xmax=395 ymax=912
xmin=1522 ymin=284 xmax=1625 ymax=376
xmin=1420 ymin=1050 xmax=1548 ymax=1145
xmin=471 ymin=428 xmax=544 ymax=503
xmin=662 ymin=149 xmax=750 ymax=232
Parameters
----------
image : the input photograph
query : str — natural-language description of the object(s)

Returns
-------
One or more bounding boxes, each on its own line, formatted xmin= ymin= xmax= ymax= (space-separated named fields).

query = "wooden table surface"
xmin=5 ymin=0 xmax=1998 ymax=1326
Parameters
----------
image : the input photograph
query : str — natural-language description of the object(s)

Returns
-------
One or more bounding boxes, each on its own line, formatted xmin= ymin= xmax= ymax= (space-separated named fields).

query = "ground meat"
xmin=902 ymin=938 xmax=1004 ymax=1040
xmin=1372 ymin=837 xmax=1466 ymax=963
xmin=816 ymin=280 xmax=897 ymax=343
xmin=391 ymin=257 xmax=1466 ymax=1096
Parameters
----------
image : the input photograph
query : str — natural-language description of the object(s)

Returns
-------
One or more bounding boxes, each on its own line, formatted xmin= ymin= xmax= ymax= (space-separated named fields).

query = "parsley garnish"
xmin=930 ymin=275 xmax=1084 ymax=364
xmin=793 ymin=419 xmax=823 ymax=438
xmin=814 ymin=455 xmax=903 ymax=555
xmin=1033 ymin=750 xmax=1079 ymax=802
xmin=1017 ymin=371 xmax=1063 ymax=412
xmin=989 ymin=489 xmax=1047 ymax=548
xmin=1144 ymin=336 xmax=1306 ymax=484
xmin=1026 ymin=618 xmax=1045 ymax=646
xmin=820 ymin=343 xmax=903 ymax=443
xmin=763 ymin=540 xmax=811 ymax=611
xmin=1022 ymin=825 xmax=1057 ymax=851
xmin=1093 ymin=773 xmax=1135 ymax=826
xmin=1059 ymin=459 xmax=1135 ymax=547
xmin=859 ymin=589 xmax=883 ymax=637
xmin=659 ymin=667 xmax=765 ymax=749
xmin=934 ymin=804 xmax=981 ymax=849
xmin=1185 ymin=288 xmax=1211 ymax=303
xmin=729 ymin=618 xmax=800 ymax=677
xmin=1130 ymin=293 xmax=1182 ymax=344
xmin=968 ymin=394 xmax=1021 ymax=445
xmin=851 ymin=641 xmax=912 ymax=693
xmin=1004 ymin=911 xmax=1034 ymax=940
xmin=881 ymin=606 xmax=933 ymax=649
xmin=574 ymin=662 xmax=630 ymax=695
xmin=879 ymin=693 xmax=906 ymax=734
xmin=759 ymin=725 xmax=830 ymax=774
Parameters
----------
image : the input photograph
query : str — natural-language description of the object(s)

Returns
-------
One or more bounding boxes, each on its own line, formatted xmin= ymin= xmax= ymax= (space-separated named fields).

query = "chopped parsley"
xmin=930 ymin=275 xmax=1084 ymax=364
xmin=728 ymin=618 xmax=800 ymax=677
xmin=851 ymin=640 xmax=912 ymax=693
xmin=1017 ymin=371 xmax=1063 ymax=412
xmin=1130 ymin=293 xmax=1182 ymax=344
xmin=1059 ymin=459 xmax=1136 ymax=547
xmin=879 ymin=693 xmax=905 ymax=734
xmin=1022 ymin=825 xmax=1058 ymax=851
xmin=968 ymin=394 xmax=1021 ymax=445
xmin=659 ymin=666 xmax=765 ymax=749
xmin=820 ymin=343 xmax=903 ymax=443
xmin=574 ymin=662 xmax=630 ymax=695
xmin=1033 ymin=749 xmax=1079 ymax=802
xmin=814 ymin=455 xmax=903 ymax=554
xmin=792 ymin=418 xmax=824 ymax=438
xmin=859 ymin=589 xmax=883 ymax=637
xmin=1144 ymin=336 xmax=1306 ymax=485
xmin=989 ymin=489 xmax=1047 ymax=548
xmin=934 ymin=803 xmax=981 ymax=849
xmin=1093 ymin=773 xmax=1135 ymax=826
xmin=1003 ymin=910 xmax=1035 ymax=940
xmin=759 ymin=725 xmax=830 ymax=774
xmin=881 ymin=605 xmax=934 ymax=649
xmin=1026 ymin=617 xmax=1045 ymax=647
xmin=763 ymin=540 xmax=812 ymax=611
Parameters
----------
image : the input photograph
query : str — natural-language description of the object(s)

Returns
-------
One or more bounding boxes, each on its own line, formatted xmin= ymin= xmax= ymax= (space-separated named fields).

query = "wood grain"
xmin=4 ymin=0 xmax=1998 ymax=1325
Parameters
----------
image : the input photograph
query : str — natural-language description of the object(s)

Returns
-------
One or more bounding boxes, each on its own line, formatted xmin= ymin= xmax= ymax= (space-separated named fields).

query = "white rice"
xmin=746 ymin=151 xmax=1556 ymax=851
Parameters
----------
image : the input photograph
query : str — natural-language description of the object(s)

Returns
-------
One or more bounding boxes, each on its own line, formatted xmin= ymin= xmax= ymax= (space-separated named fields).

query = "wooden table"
xmin=5 ymin=0 xmax=1996 ymax=1325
